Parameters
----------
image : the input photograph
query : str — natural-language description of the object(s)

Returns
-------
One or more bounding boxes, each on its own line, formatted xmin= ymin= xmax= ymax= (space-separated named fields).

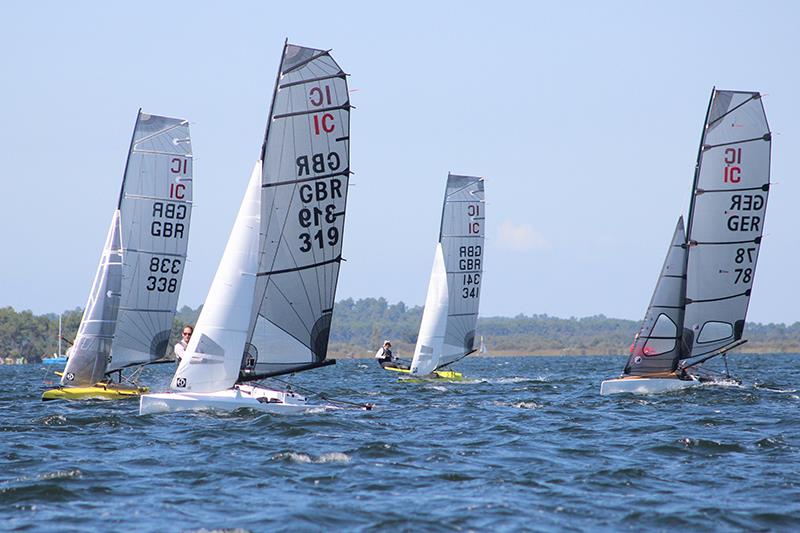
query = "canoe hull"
xmin=600 ymin=375 xmax=700 ymax=396
xmin=42 ymin=383 xmax=148 ymax=401
xmin=139 ymin=384 xmax=310 ymax=415
xmin=384 ymin=366 xmax=464 ymax=381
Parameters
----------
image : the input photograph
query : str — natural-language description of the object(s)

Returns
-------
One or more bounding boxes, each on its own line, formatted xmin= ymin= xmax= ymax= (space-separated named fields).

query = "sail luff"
xmin=116 ymin=109 xmax=142 ymax=210
xmin=685 ymin=87 xmax=716 ymax=239
xmin=259 ymin=40 xmax=288 ymax=163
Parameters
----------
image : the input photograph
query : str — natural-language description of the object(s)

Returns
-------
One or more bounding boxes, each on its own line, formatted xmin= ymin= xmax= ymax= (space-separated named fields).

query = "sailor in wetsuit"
xmin=374 ymin=340 xmax=396 ymax=368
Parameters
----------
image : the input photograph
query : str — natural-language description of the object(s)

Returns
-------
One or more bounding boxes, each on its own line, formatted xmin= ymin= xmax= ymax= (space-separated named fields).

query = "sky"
xmin=1 ymin=1 xmax=799 ymax=324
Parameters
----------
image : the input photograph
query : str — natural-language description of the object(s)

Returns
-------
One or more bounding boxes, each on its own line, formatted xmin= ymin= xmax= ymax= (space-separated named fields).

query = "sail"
xmin=623 ymin=218 xmax=687 ymax=376
xmin=61 ymin=211 xmax=123 ymax=386
xmin=410 ymin=244 xmax=449 ymax=375
xmin=246 ymin=43 xmax=351 ymax=377
xmin=171 ymin=164 xmax=262 ymax=393
xmin=109 ymin=112 xmax=193 ymax=371
xmin=410 ymin=174 xmax=486 ymax=374
xmin=683 ymin=90 xmax=770 ymax=358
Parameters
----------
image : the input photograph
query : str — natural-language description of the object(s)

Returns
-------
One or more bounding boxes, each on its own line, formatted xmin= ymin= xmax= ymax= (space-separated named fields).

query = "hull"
xmin=139 ymin=384 xmax=310 ymax=415
xmin=42 ymin=382 xmax=148 ymax=401
xmin=385 ymin=366 xmax=464 ymax=381
xmin=600 ymin=375 xmax=700 ymax=396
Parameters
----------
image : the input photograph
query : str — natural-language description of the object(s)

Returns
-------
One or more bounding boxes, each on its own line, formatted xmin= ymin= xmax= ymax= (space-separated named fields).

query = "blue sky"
xmin=1 ymin=1 xmax=798 ymax=324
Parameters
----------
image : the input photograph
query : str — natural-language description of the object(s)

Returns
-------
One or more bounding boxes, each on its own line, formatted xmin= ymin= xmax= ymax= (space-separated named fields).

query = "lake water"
xmin=2 ymin=355 xmax=799 ymax=532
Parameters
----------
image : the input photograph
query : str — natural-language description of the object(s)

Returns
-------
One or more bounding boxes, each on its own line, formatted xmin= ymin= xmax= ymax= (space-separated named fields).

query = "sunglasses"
xmin=182 ymin=332 xmax=192 ymax=336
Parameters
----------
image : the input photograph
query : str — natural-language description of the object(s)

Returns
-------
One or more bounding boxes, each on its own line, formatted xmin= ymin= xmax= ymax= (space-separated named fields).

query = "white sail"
xmin=410 ymin=174 xmax=486 ymax=375
xmin=62 ymin=211 xmax=123 ymax=386
xmin=109 ymin=112 xmax=193 ymax=371
xmin=410 ymin=244 xmax=450 ymax=375
xmin=683 ymin=90 xmax=770 ymax=358
xmin=246 ymin=43 xmax=351 ymax=377
xmin=171 ymin=164 xmax=262 ymax=393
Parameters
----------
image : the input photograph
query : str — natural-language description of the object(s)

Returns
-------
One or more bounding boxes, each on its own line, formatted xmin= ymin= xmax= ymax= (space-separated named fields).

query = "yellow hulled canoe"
xmin=42 ymin=382 xmax=148 ymax=401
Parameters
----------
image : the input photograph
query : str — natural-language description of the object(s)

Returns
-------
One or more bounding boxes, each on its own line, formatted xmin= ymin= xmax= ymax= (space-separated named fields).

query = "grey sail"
xmin=623 ymin=218 xmax=687 ymax=376
xmin=245 ymin=43 xmax=351 ymax=377
xmin=109 ymin=112 xmax=193 ymax=371
xmin=683 ymin=90 xmax=770 ymax=358
xmin=436 ymin=174 xmax=486 ymax=369
xmin=61 ymin=112 xmax=192 ymax=386
xmin=61 ymin=212 xmax=123 ymax=386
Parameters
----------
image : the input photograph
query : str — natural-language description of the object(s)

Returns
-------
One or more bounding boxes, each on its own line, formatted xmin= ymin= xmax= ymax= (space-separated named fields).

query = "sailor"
xmin=174 ymin=325 xmax=193 ymax=364
xmin=374 ymin=340 xmax=394 ymax=367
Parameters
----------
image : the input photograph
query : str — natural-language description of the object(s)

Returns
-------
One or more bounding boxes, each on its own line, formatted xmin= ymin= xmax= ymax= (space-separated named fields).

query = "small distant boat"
xmin=601 ymin=89 xmax=771 ymax=395
xmin=385 ymin=174 xmax=485 ymax=382
xmin=43 ymin=111 xmax=193 ymax=401
xmin=140 ymin=42 xmax=358 ymax=415
xmin=43 ymin=315 xmax=69 ymax=364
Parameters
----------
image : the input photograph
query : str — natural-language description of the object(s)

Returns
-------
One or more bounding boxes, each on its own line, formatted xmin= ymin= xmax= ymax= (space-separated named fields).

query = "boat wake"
xmin=275 ymin=452 xmax=351 ymax=464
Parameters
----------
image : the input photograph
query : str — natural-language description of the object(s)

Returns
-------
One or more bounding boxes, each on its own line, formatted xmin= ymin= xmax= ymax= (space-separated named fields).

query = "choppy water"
xmin=2 ymin=355 xmax=799 ymax=532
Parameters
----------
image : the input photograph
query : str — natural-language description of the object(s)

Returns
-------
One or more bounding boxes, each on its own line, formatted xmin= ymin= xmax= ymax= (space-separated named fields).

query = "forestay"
xmin=623 ymin=218 xmax=687 ymax=376
xmin=411 ymin=174 xmax=485 ymax=375
xmin=246 ymin=43 xmax=351 ymax=377
xmin=63 ymin=112 xmax=192 ymax=386
xmin=683 ymin=90 xmax=770 ymax=358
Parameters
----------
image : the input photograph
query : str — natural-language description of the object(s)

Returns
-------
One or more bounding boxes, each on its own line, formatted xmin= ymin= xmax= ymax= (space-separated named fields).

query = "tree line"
xmin=2 ymin=298 xmax=800 ymax=362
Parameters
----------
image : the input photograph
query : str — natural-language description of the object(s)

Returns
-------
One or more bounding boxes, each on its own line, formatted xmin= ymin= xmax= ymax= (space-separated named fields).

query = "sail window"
xmin=643 ymin=314 xmax=676 ymax=356
xmin=697 ymin=321 xmax=733 ymax=344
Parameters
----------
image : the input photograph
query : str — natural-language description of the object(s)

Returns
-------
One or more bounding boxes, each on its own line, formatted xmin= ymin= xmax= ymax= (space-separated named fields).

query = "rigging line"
xmin=267 ymin=280 xmax=314 ymax=339
xmin=707 ymin=92 xmax=759 ymax=127
xmin=261 ymin=375 xmax=372 ymax=410
xmin=703 ymin=134 xmax=771 ymax=151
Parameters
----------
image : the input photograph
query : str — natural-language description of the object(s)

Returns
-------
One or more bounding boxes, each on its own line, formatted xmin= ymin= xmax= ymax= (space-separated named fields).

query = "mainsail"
xmin=623 ymin=218 xmax=687 ymax=376
xmin=171 ymin=43 xmax=350 ymax=392
xmin=247 ymin=43 xmax=351 ymax=377
xmin=62 ymin=112 xmax=192 ymax=386
xmin=683 ymin=90 xmax=771 ymax=358
xmin=411 ymin=174 xmax=485 ymax=375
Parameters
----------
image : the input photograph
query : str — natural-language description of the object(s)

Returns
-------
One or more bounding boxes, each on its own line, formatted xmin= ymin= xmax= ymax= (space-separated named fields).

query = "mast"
xmin=685 ymin=88 xmax=715 ymax=239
